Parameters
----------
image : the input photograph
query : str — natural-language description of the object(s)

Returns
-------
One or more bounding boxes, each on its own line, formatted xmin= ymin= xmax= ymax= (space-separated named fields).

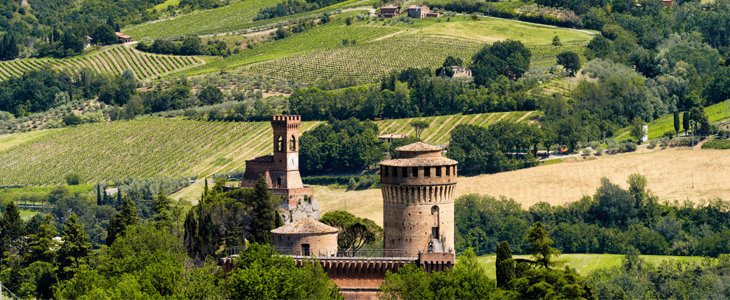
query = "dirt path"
xmin=139 ymin=54 xmax=162 ymax=76
xmin=467 ymin=114 xmax=482 ymax=125
xmin=495 ymin=112 xmax=510 ymax=123
xmin=112 ymin=48 xmax=139 ymax=78
xmin=515 ymin=111 xmax=532 ymax=123
xmin=437 ymin=114 xmax=469 ymax=144
xmin=121 ymin=47 xmax=150 ymax=78
xmin=104 ymin=50 xmax=125 ymax=74
xmin=379 ymin=120 xmax=398 ymax=135
xmin=479 ymin=114 xmax=495 ymax=127
xmin=83 ymin=57 xmax=103 ymax=73
xmin=425 ymin=115 xmax=453 ymax=142
xmin=150 ymin=55 xmax=171 ymax=73
xmin=369 ymin=30 xmax=407 ymax=42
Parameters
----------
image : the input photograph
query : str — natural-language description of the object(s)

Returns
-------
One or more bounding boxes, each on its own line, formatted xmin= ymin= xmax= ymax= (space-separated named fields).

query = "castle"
xmin=238 ymin=115 xmax=319 ymax=223
xmin=225 ymin=115 xmax=457 ymax=300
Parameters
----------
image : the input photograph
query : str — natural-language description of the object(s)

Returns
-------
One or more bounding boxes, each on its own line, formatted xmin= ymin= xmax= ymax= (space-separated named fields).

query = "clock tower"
xmin=239 ymin=115 xmax=316 ymax=223
xmin=271 ymin=115 xmax=304 ymax=189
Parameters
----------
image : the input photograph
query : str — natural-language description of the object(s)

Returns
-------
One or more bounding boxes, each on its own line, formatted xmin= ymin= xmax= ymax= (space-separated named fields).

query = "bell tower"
xmin=271 ymin=115 xmax=304 ymax=189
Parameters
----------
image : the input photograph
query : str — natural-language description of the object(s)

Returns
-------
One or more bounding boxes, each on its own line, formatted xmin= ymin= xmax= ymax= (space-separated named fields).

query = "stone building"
xmin=439 ymin=66 xmax=472 ymax=78
xmin=407 ymin=5 xmax=429 ymax=19
xmin=238 ymin=115 xmax=320 ymax=223
xmin=272 ymin=217 xmax=338 ymax=257
xmin=379 ymin=142 xmax=457 ymax=257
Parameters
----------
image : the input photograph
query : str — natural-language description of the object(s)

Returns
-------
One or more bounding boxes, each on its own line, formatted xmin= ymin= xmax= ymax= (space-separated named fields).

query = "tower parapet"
xmin=380 ymin=142 xmax=457 ymax=257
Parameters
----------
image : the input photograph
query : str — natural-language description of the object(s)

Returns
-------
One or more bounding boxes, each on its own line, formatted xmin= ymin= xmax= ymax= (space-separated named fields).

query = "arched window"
xmin=290 ymin=135 xmax=296 ymax=151
xmin=277 ymin=136 xmax=284 ymax=152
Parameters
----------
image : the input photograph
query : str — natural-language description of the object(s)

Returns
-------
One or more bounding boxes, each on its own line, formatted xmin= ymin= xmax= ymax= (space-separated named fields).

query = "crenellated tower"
xmin=379 ymin=142 xmax=457 ymax=257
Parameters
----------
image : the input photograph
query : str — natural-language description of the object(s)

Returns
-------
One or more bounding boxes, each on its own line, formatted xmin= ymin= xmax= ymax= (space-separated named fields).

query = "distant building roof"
xmin=380 ymin=156 xmax=457 ymax=167
xmin=115 ymin=32 xmax=132 ymax=39
xmin=396 ymin=142 xmax=443 ymax=152
xmin=379 ymin=134 xmax=408 ymax=139
xmin=409 ymin=5 xmax=428 ymax=9
xmin=271 ymin=217 xmax=338 ymax=234
xmin=381 ymin=5 xmax=400 ymax=8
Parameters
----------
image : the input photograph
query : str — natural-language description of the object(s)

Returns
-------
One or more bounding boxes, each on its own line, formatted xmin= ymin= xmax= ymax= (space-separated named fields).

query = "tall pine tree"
xmin=106 ymin=194 xmax=140 ymax=246
xmin=25 ymin=215 xmax=59 ymax=265
xmin=249 ymin=175 xmax=277 ymax=244
xmin=0 ymin=201 xmax=25 ymax=257
xmin=496 ymin=241 xmax=515 ymax=288
xmin=57 ymin=213 xmax=92 ymax=280
xmin=673 ymin=111 xmax=680 ymax=136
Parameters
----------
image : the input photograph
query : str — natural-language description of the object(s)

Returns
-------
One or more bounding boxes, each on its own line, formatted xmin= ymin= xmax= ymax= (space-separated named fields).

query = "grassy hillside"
xmin=123 ymin=0 xmax=370 ymax=39
xmin=0 ymin=110 xmax=536 ymax=185
xmin=0 ymin=45 xmax=207 ymax=81
xmin=318 ymin=146 xmax=730 ymax=227
xmin=476 ymin=254 xmax=704 ymax=279
xmin=182 ymin=12 xmax=591 ymax=85
xmin=615 ymin=101 xmax=730 ymax=140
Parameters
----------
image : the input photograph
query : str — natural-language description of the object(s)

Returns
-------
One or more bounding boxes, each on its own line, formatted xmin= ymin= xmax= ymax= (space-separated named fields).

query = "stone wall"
xmin=273 ymin=231 xmax=338 ymax=257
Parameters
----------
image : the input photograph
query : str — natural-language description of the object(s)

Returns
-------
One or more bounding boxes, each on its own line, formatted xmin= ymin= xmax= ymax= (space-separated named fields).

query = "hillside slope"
xmin=317 ymin=147 xmax=730 ymax=226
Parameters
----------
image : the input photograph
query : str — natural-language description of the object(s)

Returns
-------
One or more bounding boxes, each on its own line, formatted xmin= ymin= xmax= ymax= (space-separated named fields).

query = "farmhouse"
xmin=439 ymin=66 xmax=472 ymax=78
xmin=115 ymin=32 xmax=133 ymax=44
xmin=378 ymin=5 xmax=401 ymax=18
xmin=407 ymin=5 xmax=429 ymax=18
xmin=378 ymin=133 xmax=407 ymax=143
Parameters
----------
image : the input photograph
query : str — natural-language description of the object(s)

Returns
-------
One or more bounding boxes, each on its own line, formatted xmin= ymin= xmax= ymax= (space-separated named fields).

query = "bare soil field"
xmin=317 ymin=147 xmax=730 ymax=226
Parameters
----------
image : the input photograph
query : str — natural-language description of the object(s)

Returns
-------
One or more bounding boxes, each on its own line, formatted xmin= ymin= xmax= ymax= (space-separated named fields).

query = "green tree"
xmin=197 ymin=85 xmax=224 ymax=105
xmin=629 ymin=118 xmax=646 ymax=143
xmin=91 ymin=24 xmax=118 ymax=45
xmin=25 ymin=215 xmax=59 ymax=265
xmin=64 ymin=172 xmax=82 ymax=185
xmin=556 ymin=51 xmax=581 ymax=75
xmin=319 ymin=211 xmax=383 ymax=256
xmin=106 ymin=194 xmax=140 ymax=246
xmin=378 ymin=263 xmax=434 ymax=300
xmin=179 ymin=36 xmax=202 ymax=55
xmin=471 ymin=39 xmax=531 ymax=86
xmin=0 ymin=201 xmax=25 ymax=256
xmin=443 ymin=56 xmax=463 ymax=67
xmin=682 ymin=111 xmax=690 ymax=134
xmin=553 ymin=35 xmax=562 ymax=46
xmin=673 ymin=111 xmax=680 ymax=136
xmin=57 ymin=213 xmax=92 ymax=280
xmin=410 ymin=120 xmax=430 ymax=139
xmin=249 ymin=176 xmax=277 ymax=244
xmin=63 ymin=113 xmax=83 ymax=126
xmin=525 ymin=222 xmax=562 ymax=269
xmin=496 ymin=241 xmax=515 ymax=288
xmin=702 ymin=67 xmax=730 ymax=104
xmin=229 ymin=243 xmax=343 ymax=299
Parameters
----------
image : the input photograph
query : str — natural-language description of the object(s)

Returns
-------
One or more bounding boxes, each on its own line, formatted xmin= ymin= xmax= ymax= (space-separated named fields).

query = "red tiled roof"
xmin=271 ymin=217 xmax=338 ymax=234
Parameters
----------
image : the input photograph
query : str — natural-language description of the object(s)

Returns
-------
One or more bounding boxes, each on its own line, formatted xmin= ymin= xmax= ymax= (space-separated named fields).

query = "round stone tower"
xmin=379 ymin=142 xmax=457 ymax=257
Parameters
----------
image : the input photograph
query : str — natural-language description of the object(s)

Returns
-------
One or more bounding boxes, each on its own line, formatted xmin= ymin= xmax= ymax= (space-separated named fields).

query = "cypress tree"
xmin=673 ymin=111 xmax=680 ymax=136
xmin=682 ymin=111 xmax=690 ymax=134
xmin=249 ymin=175 xmax=276 ymax=245
xmin=57 ymin=213 xmax=92 ymax=280
xmin=496 ymin=241 xmax=515 ymax=288
xmin=96 ymin=183 xmax=102 ymax=206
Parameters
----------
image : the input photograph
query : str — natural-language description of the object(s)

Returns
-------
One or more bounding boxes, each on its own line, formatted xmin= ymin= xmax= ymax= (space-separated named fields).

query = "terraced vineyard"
xmin=0 ymin=45 xmax=204 ymax=81
xmin=123 ymin=0 xmax=370 ymax=39
xmin=528 ymin=43 xmax=587 ymax=67
xmin=0 ymin=111 xmax=539 ymax=185
xmin=0 ymin=119 xmax=258 ymax=185
xmin=245 ymin=36 xmax=480 ymax=85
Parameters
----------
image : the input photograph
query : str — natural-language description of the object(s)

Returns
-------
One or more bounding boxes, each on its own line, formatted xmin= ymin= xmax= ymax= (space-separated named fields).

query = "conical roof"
xmin=395 ymin=142 xmax=442 ymax=152
xmin=271 ymin=217 xmax=338 ymax=234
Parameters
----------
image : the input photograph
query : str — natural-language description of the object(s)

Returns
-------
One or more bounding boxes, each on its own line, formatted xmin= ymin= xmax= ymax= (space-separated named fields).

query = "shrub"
xmin=347 ymin=178 xmax=357 ymax=190
xmin=65 ymin=173 xmax=82 ymax=185
xmin=670 ymin=137 xmax=694 ymax=147
xmin=588 ymin=141 xmax=601 ymax=149
xmin=582 ymin=148 xmax=591 ymax=155
xmin=660 ymin=137 xmax=670 ymax=148
xmin=648 ymin=138 xmax=659 ymax=149
xmin=702 ymin=139 xmax=730 ymax=150
xmin=662 ymin=131 xmax=675 ymax=139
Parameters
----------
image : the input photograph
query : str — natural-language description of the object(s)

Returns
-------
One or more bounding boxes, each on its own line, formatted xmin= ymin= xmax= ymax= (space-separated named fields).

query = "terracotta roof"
xmin=379 ymin=134 xmax=408 ymax=139
xmin=115 ymin=32 xmax=132 ymax=39
xmin=396 ymin=142 xmax=443 ymax=152
xmin=380 ymin=156 xmax=457 ymax=167
xmin=271 ymin=217 xmax=338 ymax=234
